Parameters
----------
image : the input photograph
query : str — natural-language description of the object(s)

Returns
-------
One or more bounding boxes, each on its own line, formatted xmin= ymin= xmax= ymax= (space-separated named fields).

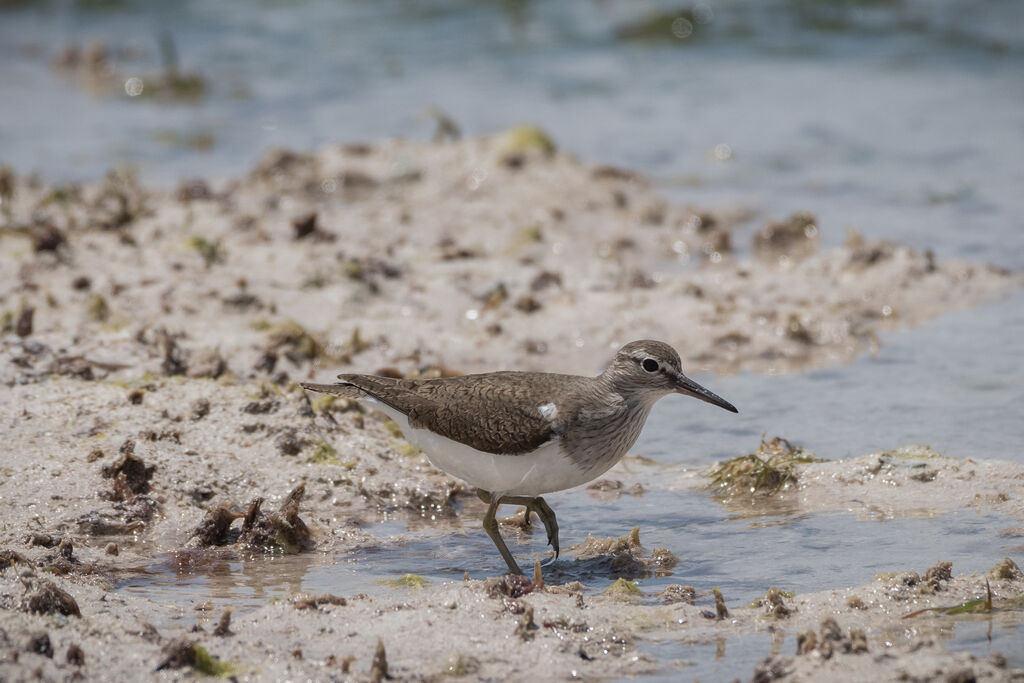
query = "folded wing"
xmin=303 ymin=373 xmax=573 ymax=456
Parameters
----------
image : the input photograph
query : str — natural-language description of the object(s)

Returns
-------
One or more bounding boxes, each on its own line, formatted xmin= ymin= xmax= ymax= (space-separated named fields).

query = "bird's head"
xmin=603 ymin=340 xmax=738 ymax=413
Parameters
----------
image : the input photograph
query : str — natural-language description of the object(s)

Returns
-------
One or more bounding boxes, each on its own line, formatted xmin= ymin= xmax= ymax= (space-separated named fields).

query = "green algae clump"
xmin=382 ymin=419 xmax=404 ymax=438
xmin=391 ymin=440 xmax=421 ymax=457
xmin=310 ymin=440 xmax=339 ymax=465
xmin=603 ymin=577 xmax=643 ymax=600
xmin=380 ymin=573 xmax=429 ymax=589
xmin=496 ymin=125 xmax=556 ymax=161
xmin=193 ymin=645 xmax=237 ymax=677
xmin=707 ymin=435 xmax=823 ymax=496
xmin=188 ymin=235 xmax=225 ymax=267
xmin=157 ymin=638 xmax=237 ymax=677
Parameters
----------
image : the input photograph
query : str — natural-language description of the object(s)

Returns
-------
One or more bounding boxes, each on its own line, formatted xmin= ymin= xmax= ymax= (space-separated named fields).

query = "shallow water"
xmin=651 ymin=287 xmax=1024 ymax=467
xmin=7 ymin=0 xmax=1023 ymax=676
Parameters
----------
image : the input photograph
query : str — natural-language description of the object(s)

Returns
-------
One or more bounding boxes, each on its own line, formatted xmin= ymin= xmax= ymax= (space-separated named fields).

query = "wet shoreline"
xmin=2 ymin=136 xmax=1023 ymax=680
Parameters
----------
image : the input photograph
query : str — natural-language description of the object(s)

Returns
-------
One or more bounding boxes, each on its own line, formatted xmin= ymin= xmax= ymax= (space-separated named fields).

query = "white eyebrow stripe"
xmin=538 ymin=402 xmax=558 ymax=422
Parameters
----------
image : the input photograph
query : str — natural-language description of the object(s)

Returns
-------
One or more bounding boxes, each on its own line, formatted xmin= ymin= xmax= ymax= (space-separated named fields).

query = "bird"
xmin=301 ymin=339 xmax=737 ymax=575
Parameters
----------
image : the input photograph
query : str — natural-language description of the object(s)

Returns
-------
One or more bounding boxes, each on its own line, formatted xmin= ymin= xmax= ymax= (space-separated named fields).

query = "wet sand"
xmin=1 ymin=134 xmax=1023 ymax=680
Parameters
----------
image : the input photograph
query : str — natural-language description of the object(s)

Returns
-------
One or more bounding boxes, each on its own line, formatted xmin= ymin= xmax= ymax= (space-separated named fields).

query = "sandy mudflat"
xmin=3 ymin=551 xmax=1022 ymax=681
xmin=1 ymin=134 xmax=1023 ymax=681
xmin=2 ymin=133 xmax=1020 ymax=383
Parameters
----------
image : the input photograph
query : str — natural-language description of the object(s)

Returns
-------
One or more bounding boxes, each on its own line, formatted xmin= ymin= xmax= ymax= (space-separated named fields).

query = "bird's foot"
xmin=531 ymin=497 xmax=560 ymax=562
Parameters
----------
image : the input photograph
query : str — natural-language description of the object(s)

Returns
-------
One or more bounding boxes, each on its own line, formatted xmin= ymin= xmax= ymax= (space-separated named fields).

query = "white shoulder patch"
xmin=537 ymin=402 xmax=558 ymax=422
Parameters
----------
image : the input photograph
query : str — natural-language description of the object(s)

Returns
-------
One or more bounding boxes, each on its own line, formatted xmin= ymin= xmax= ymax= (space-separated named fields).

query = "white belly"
xmin=370 ymin=401 xmax=597 ymax=497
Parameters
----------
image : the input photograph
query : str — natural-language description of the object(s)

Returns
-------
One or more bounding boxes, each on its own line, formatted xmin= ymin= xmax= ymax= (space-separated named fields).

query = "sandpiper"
xmin=302 ymin=340 xmax=737 ymax=575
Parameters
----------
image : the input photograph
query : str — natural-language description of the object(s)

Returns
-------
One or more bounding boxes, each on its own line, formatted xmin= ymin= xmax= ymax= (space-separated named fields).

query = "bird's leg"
xmin=499 ymin=495 xmax=560 ymax=566
xmin=480 ymin=493 xmax=524 ymax=576
xmin=479 ymin=489 xmax=531 ymax=528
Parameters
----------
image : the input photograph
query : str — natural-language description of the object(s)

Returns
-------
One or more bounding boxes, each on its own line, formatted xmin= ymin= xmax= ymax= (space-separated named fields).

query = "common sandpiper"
xmin=302 ymin=339 xmax=737 ymax=575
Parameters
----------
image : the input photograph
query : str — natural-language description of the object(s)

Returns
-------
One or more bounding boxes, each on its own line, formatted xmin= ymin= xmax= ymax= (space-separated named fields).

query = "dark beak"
xmin=673 ymin=371 xmax=738 ymax=413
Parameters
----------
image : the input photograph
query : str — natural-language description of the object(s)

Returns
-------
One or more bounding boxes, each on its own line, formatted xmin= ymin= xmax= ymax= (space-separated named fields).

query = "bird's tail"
xmin=299 ymin=382 xmax=365 ymax=399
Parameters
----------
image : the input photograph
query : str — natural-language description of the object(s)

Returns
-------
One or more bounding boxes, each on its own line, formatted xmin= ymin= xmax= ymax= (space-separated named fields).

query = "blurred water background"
xmin=2 ymin=0 xmax=1022 ymax=267
xmin=3 ymin=1 xmax=1023 ymax=678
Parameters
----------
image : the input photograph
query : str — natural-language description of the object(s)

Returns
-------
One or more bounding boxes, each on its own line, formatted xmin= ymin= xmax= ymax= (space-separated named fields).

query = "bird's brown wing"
xmin=306 ymin=372 xmax=582 ymax=456
xmin=298 ymin=382 xmax=365 ymax=399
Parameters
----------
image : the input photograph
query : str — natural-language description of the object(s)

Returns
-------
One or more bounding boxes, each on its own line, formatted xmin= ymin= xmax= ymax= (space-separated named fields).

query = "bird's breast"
xmin=561 ymin=402 xmax=652 ymax=477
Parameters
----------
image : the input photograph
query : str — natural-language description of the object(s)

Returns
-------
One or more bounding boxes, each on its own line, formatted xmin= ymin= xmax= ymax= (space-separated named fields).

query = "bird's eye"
xmin=642 ymin=358 xmax=659 ymax=373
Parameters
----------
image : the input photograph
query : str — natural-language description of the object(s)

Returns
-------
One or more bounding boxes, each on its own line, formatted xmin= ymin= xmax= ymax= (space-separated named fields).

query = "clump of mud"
xmin=36 ymin=538 xmax=79 ymax=576
xmin=75 ymin=441 xmax=161 ymax=536
xmin=751 ymin=586 xmax=795 ymax=619
xmin=19 ymin=577 xmax=81 ymax=617
xmin=212 ymin=609 xmax=232 ymax=636
xmin=990 ymin=557 xmax=1023 ymax=581
xmin=658 ymin=584 xmax=696 ymax=605
xmin=568 ymin=527 xmax=678 ymax=579
xmin=189 ymin=503 xmax=244 ymax=547
xmin=792 ymin=617 xmax=868 ymax=658
xmin=292 ymin=593 xmax=348 ymax=610
xmin=0 ymin=549 xmax=30 ymax=571
xmin=922 ymin=561 xmax=953 ymax=592
xmin=237 ymin=483 xmax=313 ymax=552
xmin=101 ymin=440 xmax=156 ymax=495
xmin=188 ymin=483 xmax=313 ymax=553
xmin=752 ymin=211 xmax=819 ymax=263
xmin=712 ymin=586 xmax=729 ymax=619
xmin=484 ymin=573 xmax=537 ymax=599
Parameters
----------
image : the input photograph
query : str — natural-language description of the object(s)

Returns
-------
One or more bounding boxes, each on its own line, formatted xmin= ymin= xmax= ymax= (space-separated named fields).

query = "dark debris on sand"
xmin=239 ymin=483 xmax=313 ymax=552
xmin=20 ymin=577 xmax=81 ymax=617
xmin=190 ymin=504 xmax=244 ymax=547
xmin=293 ymin=593 xmax=348 ymax=610
xmin=1 ymin=549 xmax=31 ymax=571
xmin=189 ymin=483 xmax=313 ymax=554
xmin=568 ymin=527 xmax=678 ymax=579
xmin=101 ymin=441 xmax=156 ymax=496
xmin=156 ymin=636 xmax=232 ymax=675
xmin=484 ymin=574 xmax=537 ymax=600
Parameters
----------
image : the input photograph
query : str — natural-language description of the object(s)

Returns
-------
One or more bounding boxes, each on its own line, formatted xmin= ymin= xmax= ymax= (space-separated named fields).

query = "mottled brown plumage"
xmin=335 ymin=372 xmax=591 ymax=455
